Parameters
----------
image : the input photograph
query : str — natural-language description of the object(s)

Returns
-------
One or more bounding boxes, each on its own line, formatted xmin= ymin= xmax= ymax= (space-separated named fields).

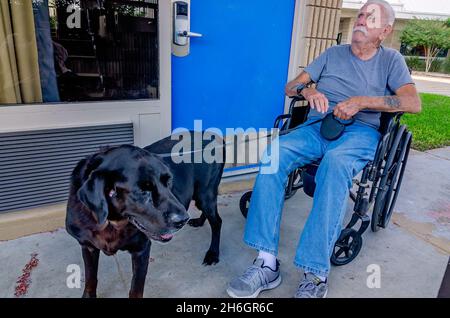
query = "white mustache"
xmin=353 ymin=26 xmax=368 ymax=36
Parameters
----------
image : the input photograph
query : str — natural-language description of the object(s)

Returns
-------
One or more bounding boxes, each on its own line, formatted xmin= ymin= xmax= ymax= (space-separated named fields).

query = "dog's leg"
xmin=81 ymin=246 xmax=100 ymax=298
xmin=201 ymin=202 xmax=222 ymax=266
xmin=188 ymin=212 xmax=207 ymax=227
xmin=129 ymin=241 xmax=151 ymax=298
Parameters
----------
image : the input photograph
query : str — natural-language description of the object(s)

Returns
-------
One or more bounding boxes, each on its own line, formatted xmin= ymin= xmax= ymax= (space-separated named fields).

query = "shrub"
xmin=429 ymin=59 xmax=444 ymax=73
xmin=405 ymin=56 xmax=425 ymax=71
xmin=442 ymin=55 xmax=450 ymax=74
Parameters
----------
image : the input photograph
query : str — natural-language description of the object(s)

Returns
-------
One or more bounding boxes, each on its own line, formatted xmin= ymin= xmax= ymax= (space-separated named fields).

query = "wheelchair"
xmin=239 ymin=95 xmax=413 ymax=266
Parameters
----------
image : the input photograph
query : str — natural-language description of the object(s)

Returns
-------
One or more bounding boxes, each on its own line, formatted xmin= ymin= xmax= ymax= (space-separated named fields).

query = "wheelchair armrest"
xmin=287 ymin=95 xmax=308 ymax=116
xmin=273 ymin=95 xmax=311 ymax=130
xmin=274 ymin=114 xmax=292 ymax=130
xmin=289 ymin=95 xmax=306 ymax=102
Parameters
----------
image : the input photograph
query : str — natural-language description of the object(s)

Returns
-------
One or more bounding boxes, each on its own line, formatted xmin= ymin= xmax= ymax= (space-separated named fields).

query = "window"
xmin=0 ymin=0 xmax=159 ymax=105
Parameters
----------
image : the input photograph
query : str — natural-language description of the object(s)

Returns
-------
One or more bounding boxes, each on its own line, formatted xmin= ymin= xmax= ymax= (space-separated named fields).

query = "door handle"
xmin=178 ymin=31 xmax=203 ymax=38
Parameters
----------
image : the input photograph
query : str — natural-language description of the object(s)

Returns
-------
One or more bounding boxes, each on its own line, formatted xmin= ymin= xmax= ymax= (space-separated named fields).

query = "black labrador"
xmin=66 ymin=132 xmax=225 ymax=298
xmin=145 ymin=131 xmax=225 ymax=265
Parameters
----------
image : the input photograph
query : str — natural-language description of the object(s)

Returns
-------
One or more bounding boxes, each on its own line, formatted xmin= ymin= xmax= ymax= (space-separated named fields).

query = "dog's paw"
xmin=202 ymin=250 xmax=219 ymax=265
xmin=82 ymin=291 xmax=97 ymax=298
xmin=188 ymin=217 xmax=206 ymax=228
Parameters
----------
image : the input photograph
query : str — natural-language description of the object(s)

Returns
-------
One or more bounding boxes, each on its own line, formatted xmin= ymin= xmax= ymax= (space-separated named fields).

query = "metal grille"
xmin=0 ymin=123 xmax=134 ymax=213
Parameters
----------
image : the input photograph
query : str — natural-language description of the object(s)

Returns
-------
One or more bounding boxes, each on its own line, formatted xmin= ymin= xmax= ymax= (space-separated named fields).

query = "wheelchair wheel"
xmin=371 ymin=127 xmax=410 ymax=232
xmin=331 ymin=228 xmax=362 ymax=266
xmin=284 ymin=169 xmax=301 ymax=200
xmin=239 ymin=191 xmax=252 ymax=218
xmin=380 ymin=131 xmax=412 ymax=228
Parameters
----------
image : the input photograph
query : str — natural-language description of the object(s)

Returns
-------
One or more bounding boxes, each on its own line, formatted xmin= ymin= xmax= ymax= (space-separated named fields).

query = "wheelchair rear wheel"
xmin=239 ymin=191 xmax=252 ymax=218
xmin=371 ymin=128 xmax=411 ymax=232
xmin=239 ymin=170 xmax=303 ymax=218
xmin=284 ymin=169 xmax=302 ymax=200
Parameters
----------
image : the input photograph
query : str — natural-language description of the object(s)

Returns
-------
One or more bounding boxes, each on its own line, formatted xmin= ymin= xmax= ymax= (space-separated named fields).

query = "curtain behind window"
xmin=0 ymin=0 xmax=42 ymax=104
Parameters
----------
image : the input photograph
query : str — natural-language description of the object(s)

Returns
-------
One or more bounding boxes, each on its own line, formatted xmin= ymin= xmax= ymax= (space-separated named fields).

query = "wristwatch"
xmin=295 ymin=83 xmax=306 ymax=95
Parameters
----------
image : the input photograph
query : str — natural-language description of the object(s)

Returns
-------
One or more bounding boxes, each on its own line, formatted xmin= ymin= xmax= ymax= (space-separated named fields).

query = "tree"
xmin=400 ymin=18 xmax=450 ymax=73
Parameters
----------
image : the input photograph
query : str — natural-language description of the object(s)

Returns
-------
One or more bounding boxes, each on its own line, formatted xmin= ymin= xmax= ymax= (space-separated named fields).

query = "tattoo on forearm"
xmin=384 ymin=96 xmax=401 ymax=109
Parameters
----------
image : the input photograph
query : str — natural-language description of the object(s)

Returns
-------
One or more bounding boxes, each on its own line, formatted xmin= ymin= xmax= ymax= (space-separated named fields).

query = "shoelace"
xmin=298 ymin=280 xmax=316 ymax=291
xmin=296 ymin=277 xmax=322 ymax=296
xmin=240 ymin=266 xmax=268 ymax=288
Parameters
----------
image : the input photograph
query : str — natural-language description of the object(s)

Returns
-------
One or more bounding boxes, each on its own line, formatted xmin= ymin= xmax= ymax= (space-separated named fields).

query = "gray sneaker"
xmin=227 ymin=258 xmax=281 ymax=298
xmin=294 ymin=273 xmax=328 ymax=298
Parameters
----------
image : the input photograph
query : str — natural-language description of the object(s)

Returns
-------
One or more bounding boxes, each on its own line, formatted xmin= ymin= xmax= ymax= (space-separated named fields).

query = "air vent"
xmin=0 ymin=123 xmax=134 ymax=213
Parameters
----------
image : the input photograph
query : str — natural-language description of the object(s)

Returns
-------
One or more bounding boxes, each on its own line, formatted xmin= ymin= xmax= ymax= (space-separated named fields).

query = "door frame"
xmin=285 ymin=0 xmax=309 ymax=113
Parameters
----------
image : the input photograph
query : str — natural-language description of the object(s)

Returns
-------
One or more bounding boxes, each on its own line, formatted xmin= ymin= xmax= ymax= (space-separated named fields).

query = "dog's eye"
xmin=140 ymin=181 xmax=154 ymax=191
xmin=160 ymin=174 xmax=172 ymax=187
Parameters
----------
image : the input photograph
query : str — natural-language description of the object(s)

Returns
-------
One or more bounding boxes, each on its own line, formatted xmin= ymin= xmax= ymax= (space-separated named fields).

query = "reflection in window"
xmin=0 ymin=0 xmax=159 ymax=105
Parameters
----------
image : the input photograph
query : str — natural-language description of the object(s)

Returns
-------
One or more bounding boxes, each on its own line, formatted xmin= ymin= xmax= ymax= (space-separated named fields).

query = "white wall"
xmin=399 ymin=0 xmax=450 ymax=15
xmin=343 ymin=0 xmax=450 ymax=19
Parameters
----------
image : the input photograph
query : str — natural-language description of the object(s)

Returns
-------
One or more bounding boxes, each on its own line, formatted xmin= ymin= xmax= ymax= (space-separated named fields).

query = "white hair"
xmin=365 ymin=0 xmax=396 ymax=26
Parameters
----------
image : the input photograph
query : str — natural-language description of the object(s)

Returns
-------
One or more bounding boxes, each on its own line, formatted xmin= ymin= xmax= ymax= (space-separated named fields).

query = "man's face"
xmin=352 ymin=3 xmax=391 ymax=45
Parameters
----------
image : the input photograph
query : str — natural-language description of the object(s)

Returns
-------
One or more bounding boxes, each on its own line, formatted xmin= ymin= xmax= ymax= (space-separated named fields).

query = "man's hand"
xmin=302 ymin=87 xmax=329 ymax=114
xmin=333 ymin=97 xmax=363 ymax=120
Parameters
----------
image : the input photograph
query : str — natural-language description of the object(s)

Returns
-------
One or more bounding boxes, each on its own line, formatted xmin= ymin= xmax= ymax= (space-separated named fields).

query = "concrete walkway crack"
xmin=424 ymin=151 xmax=450 ymax=162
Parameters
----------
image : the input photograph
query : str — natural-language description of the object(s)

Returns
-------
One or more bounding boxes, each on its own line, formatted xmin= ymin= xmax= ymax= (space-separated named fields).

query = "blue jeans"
xmin=243 ymin=119 xmax=381 ymax=277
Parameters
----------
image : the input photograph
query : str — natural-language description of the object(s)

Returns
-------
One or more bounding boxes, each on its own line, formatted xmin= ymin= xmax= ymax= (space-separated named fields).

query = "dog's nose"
xmin=170 ymin=213 xmax=189 ymax=229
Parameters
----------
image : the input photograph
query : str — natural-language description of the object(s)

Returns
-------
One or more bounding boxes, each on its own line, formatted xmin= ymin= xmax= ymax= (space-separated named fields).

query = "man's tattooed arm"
xmin=349 ymin=85 xmax=421 ymax=114
xmin=384 ymin=96 xmax=401 ymax=109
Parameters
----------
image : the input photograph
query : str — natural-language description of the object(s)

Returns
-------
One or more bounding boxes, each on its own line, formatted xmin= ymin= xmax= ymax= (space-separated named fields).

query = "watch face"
xmin=296 ymin=84 xmax=305 ymax=93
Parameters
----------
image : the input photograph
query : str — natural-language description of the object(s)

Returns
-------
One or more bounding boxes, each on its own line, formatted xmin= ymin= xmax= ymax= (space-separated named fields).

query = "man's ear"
xmin=380 ymin=25 xmax=392 ymax=41
xmin=77 ymin=170 xmax=108 ymax=225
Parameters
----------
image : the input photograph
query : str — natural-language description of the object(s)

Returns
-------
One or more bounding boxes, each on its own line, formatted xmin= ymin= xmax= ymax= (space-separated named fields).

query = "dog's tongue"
xmin=161 ymin=233 xmax=173 ymax=240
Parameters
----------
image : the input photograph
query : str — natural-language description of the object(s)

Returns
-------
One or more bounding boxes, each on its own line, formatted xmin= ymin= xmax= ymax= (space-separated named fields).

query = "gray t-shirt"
xmin=304 ymin=44 xmax=414 ymax=128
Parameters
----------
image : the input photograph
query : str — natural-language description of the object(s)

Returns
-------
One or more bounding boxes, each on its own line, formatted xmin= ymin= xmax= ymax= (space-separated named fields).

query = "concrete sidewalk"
xmin=0 ymin=148 xmax=449 ymax=298
xmin=412 ymin=74 xmax=450 ymax=96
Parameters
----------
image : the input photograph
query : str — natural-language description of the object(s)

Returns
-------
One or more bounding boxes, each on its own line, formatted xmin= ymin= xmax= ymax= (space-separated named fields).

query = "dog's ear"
xmin=77 ymin=170 xmax=108 ymax=225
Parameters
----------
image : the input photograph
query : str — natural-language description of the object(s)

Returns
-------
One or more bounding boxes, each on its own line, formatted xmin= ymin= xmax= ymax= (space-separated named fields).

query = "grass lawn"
xmin=401 ymin=93 xmax=450 ymax=151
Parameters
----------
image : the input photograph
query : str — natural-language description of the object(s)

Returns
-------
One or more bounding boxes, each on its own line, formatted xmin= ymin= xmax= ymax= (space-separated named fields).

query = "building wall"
xmin=339 ymin=16 xmax=352 ymax=44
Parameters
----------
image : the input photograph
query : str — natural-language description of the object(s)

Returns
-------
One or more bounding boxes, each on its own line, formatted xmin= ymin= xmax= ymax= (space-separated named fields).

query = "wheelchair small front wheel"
xmin=239 ymin=191 xmax=252 ymax=218
xmin=331 ymin=229 xmax=363 ymax=266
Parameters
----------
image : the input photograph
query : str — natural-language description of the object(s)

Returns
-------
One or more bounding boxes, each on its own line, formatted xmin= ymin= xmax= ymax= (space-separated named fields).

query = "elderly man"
xmin=227 ymin=0 xmax=421 ymax=298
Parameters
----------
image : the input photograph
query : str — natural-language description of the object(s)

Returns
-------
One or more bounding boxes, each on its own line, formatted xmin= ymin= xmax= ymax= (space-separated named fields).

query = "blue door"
xmin=172 ymin=0 xmax=295 ymax=133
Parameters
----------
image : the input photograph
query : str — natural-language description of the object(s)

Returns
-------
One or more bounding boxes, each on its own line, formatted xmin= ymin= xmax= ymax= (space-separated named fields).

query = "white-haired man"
xmin=227 ymin=0 xmax=420 ymax=298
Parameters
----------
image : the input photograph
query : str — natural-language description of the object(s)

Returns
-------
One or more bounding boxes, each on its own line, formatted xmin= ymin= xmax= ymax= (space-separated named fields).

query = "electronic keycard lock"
xmin=172 ymin=0 xmax=202 ymax=57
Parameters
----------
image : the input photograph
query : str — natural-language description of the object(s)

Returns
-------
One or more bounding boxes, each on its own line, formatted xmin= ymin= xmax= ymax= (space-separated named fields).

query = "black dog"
xmin=145 ymin=131 xmax=225 ymax=265
xmin=66 ymin=132 xmax=225 ymax=297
